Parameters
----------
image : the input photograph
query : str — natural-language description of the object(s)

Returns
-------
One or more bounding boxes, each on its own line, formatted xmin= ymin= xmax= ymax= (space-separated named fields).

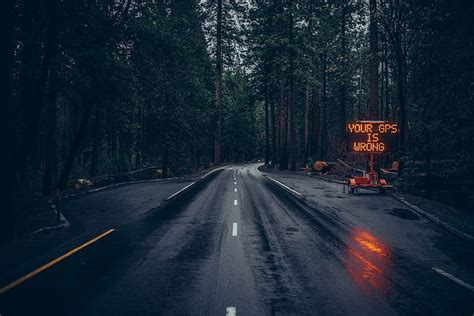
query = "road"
xmin=1 ymin=164 xmax=473 ymax=315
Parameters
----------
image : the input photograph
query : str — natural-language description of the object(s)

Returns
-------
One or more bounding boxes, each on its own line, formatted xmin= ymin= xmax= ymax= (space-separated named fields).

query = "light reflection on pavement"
xmin=345 ymin=227 xmax=391 ymax=294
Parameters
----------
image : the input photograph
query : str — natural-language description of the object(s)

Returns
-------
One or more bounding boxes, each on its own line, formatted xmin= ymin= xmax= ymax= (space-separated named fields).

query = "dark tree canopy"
xmin=1 ymin=0 xmax=473 ymax=239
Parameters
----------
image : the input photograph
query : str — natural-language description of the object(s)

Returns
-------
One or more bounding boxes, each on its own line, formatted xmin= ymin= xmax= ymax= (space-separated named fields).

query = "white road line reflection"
xmin=226 ymin=306 xmax=237 ymax=316
xmin=232 ymin=223 xmax=238 ymax=237
xmin=432 ymin=267 xmax=474 ymax=291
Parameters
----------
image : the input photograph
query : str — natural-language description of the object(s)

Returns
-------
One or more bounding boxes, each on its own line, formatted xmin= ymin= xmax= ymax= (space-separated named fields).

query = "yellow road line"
xmin=0 ymin=228 xmax=116 ymax=294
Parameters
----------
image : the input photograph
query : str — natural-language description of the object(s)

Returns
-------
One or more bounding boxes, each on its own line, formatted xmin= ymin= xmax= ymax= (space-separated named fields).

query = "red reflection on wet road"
xmin=345 ymin=227 xmax=391 ymax=294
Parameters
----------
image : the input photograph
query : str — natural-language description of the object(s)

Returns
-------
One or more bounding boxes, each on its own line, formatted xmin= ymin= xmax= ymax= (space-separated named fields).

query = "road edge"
xmin=32 ymin=167 xmax=226 ymax=236
xmin=264 ymin=175 xmax=304 ymax=199
xmin=58 ymin=177 xmax=177 ymax=200
xmin=59 ymin=165 xmax=230 ymax=200
xmin=164 ymin=167 xmax=226 ymax=201
xmin=30 ymin=201 xmax=70 ymax=236
xmin=262 ymin=170 xmax=474 ymax=243
xmin=389 ymin=192 xmax=474 ymax=243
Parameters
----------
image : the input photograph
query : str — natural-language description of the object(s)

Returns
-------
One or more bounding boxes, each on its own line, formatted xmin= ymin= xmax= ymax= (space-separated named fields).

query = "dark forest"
xmin=1 ymin=0 xmax=473 ymax=239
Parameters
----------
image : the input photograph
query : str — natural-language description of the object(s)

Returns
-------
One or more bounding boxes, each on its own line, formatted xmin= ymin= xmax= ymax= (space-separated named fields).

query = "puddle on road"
xmin=389 ymin=208 xmax=420 ymax=220
xmin=345 ymin=227 xmax=392 ymax=295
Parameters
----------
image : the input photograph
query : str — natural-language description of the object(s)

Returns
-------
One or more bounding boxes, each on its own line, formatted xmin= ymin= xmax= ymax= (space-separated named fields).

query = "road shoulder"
xmin=260 ymin=167 xmax=474 ymax=243
xmin=0 ymin=175 xmax=203 ymax=292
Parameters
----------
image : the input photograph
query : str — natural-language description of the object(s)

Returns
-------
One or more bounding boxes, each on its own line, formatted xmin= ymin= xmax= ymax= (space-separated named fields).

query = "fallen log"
xmin=312 ymin=161 xmax=338 ymax=173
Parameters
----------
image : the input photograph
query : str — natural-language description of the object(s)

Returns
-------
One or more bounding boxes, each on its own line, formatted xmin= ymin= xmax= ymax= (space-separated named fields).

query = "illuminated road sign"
xmin=346 ymin=121 xmax=399 ymax=153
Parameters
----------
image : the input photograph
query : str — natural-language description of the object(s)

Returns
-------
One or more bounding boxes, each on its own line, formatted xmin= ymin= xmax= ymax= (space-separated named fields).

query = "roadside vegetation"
xmin=1 ymin=0 xmax=473 ymax=240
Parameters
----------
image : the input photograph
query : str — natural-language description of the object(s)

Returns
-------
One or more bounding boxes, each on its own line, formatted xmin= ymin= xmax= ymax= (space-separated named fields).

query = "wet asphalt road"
xmin=1 ymin=164 xmax=473 ymax=315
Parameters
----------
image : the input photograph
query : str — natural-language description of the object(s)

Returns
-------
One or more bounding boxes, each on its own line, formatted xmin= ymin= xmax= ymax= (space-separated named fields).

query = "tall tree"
xmin=43 ymin=71 xmax=58 ymax=195
xmin=214 ymin=0 xmax=223 ymax=164
xmin=378 ymin=0 xmax=414 ymax=169
xmin=200 ymin=0 xmax=247 ymax=163
xmin=339 ymin=0 xmax=348 ymax=142
xmin=287 ymin=0 xmax=297 ymax=171
xmin=320 ymin=51 xmax=328 ymax=159
xmin=369 ymin=0 xmax=378 ymax=118
xmin=0 ymin=0 xmax=17 ymax=238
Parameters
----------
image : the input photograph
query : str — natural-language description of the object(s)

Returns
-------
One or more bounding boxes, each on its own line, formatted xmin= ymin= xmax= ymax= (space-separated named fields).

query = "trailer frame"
xmin=345 ymin=153 xmax=392 ymax=194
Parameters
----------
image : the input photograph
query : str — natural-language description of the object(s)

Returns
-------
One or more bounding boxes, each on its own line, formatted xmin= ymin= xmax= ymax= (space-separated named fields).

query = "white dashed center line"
xmin=226 ymin=306 xmax=237 ymax=316
xmin=234 ymin=188 xmax=237 ymax=192
xmin=234 ymin=199 xmax=238 ymax=206
xmin=234 ymin=182 xmax=237 ymax=185
xmin=232 ymin=223 xmax=238 ymax=236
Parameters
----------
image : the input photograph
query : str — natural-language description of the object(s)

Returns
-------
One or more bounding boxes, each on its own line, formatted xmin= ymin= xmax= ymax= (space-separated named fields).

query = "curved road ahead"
xmin=1 ymin=164 xmax=473 ymax=315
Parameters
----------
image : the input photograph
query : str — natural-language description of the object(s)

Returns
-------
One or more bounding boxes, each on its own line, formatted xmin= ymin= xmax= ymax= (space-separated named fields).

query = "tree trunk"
xmin=320 ymin=52 xmax=327 ymax=159
xmin=312 ymin=88 xmax=320 ymax=160
xmin=271 ymin=92 xmax=277 ymax=167
xmin=304 ymin=87 xmax=310 ymax=163
xmin=357 ymin=60 xmax=365 ymax=119
xmin=57 ymin=102 xmax=94 ymax=191
xmin=135 ymin=106 xmax=143 ymax=169
xmin=162 ymin=146 xmax=169 ymax=178
xmin=162 ymin=106 xmax=170 ymax=178
xmin=278 ymin=81 xmax=288 ymax=170
xmin=17 ymin=0 xmax=58 ymax=173
xmin=89 ymin=105 xmax=101 ymax=177
xmin=0 ymin=0 xmax=17 ymax=240
xmin=287 ymin=86 xmax=295 ymax=171
xmin=369 ymin=0 xmax=378 ymax=119
xmin=288 ymin=0 xmax=296 ymax=171
xmin=17 ymin=0 xmax=40 ymax=173
xmin=119 ymin=131 xmax=125 ymax=171
xmin=43 ymin=76 xmax=57 ymax=195
xmin=340 ymin=3 xmax=347 ymax=143
xmin=384 ymin=42 xmax=390 ymax=120
xmin=264 ymin=94 xmax=270 ymax=165
xmin=396 ymin=45 xmax=407 ymax=155
xmin=192 ymin=135 xmax=198 ymax=169
xmin=380 ymin=39 xmax=386 ymax=120
xmin=214 ymin=0 xmax=223 ymax=164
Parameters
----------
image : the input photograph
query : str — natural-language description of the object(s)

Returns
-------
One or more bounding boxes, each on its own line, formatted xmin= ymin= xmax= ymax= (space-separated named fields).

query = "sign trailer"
xmin=346 ymin=121 xmax=399 ymax=194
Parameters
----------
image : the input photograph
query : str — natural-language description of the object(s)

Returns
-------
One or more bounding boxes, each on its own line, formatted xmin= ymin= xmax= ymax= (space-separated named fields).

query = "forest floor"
xmin=260 ymin=165 xmax=474 ymax=242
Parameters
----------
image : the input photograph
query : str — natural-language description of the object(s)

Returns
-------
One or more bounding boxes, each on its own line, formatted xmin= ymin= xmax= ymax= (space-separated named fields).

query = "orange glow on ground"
xmin=353 ymin=229 xmax=388 ymax=256
xmin=345 ymin=227 xmax=391 ymax=294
